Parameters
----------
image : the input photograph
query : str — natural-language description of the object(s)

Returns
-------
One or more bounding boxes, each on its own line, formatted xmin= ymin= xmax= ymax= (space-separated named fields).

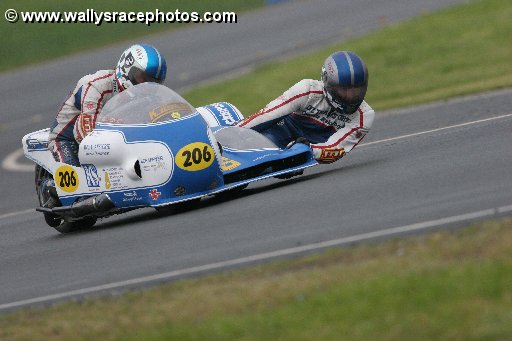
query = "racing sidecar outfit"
xmin=48 ymin=70 xmax=118 ymax=166
xmin=237 ymin=79 xmax=375 ymax=163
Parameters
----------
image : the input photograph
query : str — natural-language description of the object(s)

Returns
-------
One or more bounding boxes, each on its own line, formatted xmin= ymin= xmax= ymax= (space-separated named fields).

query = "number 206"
xmin=59 ymin=171 xmax=77 ymax=187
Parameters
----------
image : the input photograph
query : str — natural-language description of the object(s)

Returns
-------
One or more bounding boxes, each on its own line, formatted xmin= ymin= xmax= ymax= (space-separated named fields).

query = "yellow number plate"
xmin=176 ymin=142 xmax=215 ymax=171
xmin=55 ymin=165 xmax=80 ymax=193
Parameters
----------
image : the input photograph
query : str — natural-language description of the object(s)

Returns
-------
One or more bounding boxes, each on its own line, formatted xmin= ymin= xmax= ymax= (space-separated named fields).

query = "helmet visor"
xmin=325 ymin=84 xmax=367 ymax=114
xmin=325 ymin=84 xmax=367 ymax=105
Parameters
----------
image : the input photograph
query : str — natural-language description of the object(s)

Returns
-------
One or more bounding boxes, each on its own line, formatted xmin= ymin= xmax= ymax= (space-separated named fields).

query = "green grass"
xmin=0 ymin=0 xmax=264 ymax=72
xmin=183 ymin=0 xmax=512 ymax=114
xmin=1 ymin=218 xmax=512 ymax=340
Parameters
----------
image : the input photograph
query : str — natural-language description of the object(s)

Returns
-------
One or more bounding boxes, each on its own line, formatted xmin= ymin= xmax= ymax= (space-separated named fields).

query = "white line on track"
xmin=361 ymin=112 xmax=512 ymax=147
xmin=0 ymin=209 xmax=34 ymax=220
xmin=1 ymin=148 xmax=33 ymax=172
xmin=1 ymin=204 xmax=511 ymax=311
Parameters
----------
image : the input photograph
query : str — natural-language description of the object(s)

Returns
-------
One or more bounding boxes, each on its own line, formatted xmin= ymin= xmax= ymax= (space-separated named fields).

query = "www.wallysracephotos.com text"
xmin=4 ymin=8 xmax=238 ymax=26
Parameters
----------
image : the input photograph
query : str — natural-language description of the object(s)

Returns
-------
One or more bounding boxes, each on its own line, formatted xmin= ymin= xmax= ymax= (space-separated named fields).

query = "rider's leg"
xmin=49 ymin=138 xmax=81 ymax=166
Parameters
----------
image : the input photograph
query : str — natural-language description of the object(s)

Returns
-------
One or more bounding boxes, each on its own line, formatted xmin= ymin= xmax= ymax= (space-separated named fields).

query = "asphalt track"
xmin=3 ymin=0 xmax=510 ymax=311
xmin=0 ymin=0 xmax=471 ymax=210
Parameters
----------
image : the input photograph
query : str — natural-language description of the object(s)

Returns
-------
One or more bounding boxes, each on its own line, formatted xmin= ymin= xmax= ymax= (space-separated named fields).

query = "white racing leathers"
xmin=237 ymin=79 xmax=375 ymax=163
xmin=48 ymin=70 xmax=118 ymax=166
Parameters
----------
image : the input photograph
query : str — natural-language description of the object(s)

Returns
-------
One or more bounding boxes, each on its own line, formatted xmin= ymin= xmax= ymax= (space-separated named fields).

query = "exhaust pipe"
xmin=49 ymin=193 xmax=116 ymax=218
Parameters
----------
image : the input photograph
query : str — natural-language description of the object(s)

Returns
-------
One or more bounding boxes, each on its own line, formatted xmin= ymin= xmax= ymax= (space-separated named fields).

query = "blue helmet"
xmin=115 ymin=44 xmax=167 ymax=91
xmin=321 ymin=51 xmax=368 ymax=115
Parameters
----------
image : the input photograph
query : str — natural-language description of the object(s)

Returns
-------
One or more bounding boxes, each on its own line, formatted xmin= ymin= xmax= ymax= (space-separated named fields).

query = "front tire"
xmin=35 ymin=165 xmax=63 ymax=228
xmin=35 ymin=165 xmax=97 ymax=233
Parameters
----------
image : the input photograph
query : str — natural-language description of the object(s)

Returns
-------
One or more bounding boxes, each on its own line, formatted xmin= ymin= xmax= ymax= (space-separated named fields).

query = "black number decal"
xmin=181 ymin=146 xmax=213 ymax=168
xmin=182 ymin=150 xmax=193 ymax=167
xmin=59 ymin=172 xmax=65 ymax=187
xmin=192 ymin=148 xmax=202 ymax=164
xmin=58 ymin=171 xmax=77 ymax=187
xmin=70 ymin=171 xmax=77 ymax=186
xmin=203 ymin=146 xmax=212 ymax=162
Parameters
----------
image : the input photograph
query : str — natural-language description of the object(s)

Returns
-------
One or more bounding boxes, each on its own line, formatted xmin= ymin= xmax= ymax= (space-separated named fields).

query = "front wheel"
xmin=35 ymin=165 xmax=97 ymax=233
xmin=35 ymin=165 xmax=62 ymax=228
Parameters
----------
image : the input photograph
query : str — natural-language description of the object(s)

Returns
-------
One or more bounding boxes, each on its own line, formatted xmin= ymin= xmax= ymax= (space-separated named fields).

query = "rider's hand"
xmin=294 ymin=137 xmax=310 ymax=146
xmin=315 ymin=147 xmax=346 ymax=164
xmin=285 ymin=137 xmax=310 ymax=149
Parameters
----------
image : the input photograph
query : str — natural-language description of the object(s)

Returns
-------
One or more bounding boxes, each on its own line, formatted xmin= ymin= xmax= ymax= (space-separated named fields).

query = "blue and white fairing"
xmin=56 ymin=83 xmax=224 ymax=207
xmin=22 ymin=83 xmax=317 ymax=221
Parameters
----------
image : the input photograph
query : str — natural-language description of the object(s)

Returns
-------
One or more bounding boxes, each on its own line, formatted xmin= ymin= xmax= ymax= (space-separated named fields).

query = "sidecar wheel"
xmin=216 ymin=184 xmax=248 ymax=199
xmin=155 ymin=198 xmax=201 ymax=215
xmin=53 ymin=217 xmax=97 ymax=234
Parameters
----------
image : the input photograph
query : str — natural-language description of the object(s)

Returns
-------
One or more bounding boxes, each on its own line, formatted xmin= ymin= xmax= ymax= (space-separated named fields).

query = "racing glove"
xmin=285 ymin=137 xmax=311 ymax=149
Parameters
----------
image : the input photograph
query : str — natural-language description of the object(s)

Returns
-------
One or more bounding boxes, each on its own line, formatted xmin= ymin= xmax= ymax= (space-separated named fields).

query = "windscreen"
xmin=98 ymin=83 xmax=195 ymax=124
xmin=214 ymin=126 xmax=278 ymax=149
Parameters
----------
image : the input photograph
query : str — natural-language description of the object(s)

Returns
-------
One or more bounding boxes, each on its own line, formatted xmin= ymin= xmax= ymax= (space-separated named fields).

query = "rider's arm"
xmin=237 ymin=79 xmax=322 ymax=132
xmin=73 ymin=72 xmax=114 ymax=143
xmin=311 ymin=102 xmax=375 ymax=163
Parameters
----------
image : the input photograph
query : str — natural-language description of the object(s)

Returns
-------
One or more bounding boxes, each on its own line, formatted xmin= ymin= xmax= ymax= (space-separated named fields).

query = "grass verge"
xmin=0 ymin=0 xmax=264 ymax=72
xmin=183 ymin=0 xmax=512 ymax=114
xmin=1 ymin=218 xmax=512 ymax=340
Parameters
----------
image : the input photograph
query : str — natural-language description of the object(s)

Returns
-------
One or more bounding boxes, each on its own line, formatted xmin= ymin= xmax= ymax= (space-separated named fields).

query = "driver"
xmin=237 ymin=51 xmax=375 ymax=164
xmin=47 ymin=43 xmax=168 ymax=166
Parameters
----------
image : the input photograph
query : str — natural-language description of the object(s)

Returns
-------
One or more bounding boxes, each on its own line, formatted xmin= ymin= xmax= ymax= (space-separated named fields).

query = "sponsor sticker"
xmin=176 ymin=142 xmax=214 ymax=171
xmin=55 ymin=165 xmax=79 ymax=193
xmin=101 ymin=167 xmax=127 ymax=190
xmin=319 ymin=147 xmax=345 ymax=163
xmin=221 ymin=157 xmax=241 ymax=171
xmin=104 ymin=171 xmax=111 ymax=189
xmin=82 ymin=164 xmax=101 ymax=188
xmin=80 ymin=114 xmax=94 ymax=135
xmin=83 ymin=143 xmax=111 ymax=157
xmin=140 ymin=155 xmax=168 ymax=172
xmin=25 ymin=138 xmax=48 ymax=151
xmin=122 ymin=191 xmax=143 ymax=203
xmin=149 ymin=189 xmax=161 ymax=200
xmin=211 ymin=103 xmax=237 ymax=125
xmin=149 ymin=102 xmax=192 ymax=123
